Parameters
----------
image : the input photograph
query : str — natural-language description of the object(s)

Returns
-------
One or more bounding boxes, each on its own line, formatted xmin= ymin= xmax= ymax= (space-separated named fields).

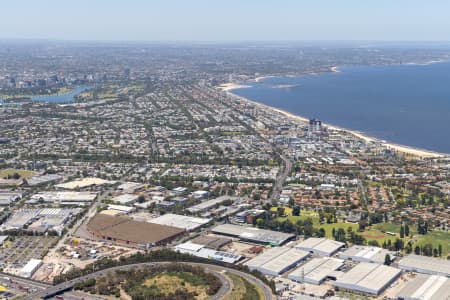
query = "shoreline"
xmin=219 ymin=87 xmax=446 ymax=158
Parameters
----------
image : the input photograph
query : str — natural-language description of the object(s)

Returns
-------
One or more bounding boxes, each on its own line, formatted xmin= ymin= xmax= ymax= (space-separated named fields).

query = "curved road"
xmin=23 ymin=262 xmax=274 ymax=300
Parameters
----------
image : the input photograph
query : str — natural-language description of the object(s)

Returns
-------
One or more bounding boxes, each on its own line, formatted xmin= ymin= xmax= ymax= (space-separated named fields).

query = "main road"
xmin=270 ymin=153 xmax=293 ymax=203
xmin=23 ymin=262 xmax=274 ymax=300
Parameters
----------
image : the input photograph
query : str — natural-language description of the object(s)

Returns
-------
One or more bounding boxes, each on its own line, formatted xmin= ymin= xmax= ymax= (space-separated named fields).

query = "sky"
xmin=1 ymin=0 xmax=450 ymax=42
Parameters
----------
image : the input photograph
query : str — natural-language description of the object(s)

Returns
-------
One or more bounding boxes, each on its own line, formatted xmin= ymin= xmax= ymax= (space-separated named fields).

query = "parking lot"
xmin=0 ymin=236 xmax=58 ymax=269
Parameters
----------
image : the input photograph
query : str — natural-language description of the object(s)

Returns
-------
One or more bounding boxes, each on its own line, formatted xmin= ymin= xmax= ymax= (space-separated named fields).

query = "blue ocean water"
xmin=232 ymin=62 xmax=450 ymax=154
xmin=31 ymin=85 xmax=93 ymax=103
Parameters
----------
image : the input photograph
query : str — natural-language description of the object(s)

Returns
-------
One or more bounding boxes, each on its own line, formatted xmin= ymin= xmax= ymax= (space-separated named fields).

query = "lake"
xmin=30 ymin=85 xmax=93 ymax=103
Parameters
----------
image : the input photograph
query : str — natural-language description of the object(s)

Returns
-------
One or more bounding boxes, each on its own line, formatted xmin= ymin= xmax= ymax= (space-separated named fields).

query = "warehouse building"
xmin=112 ymin=194 xmax=139 ymax=205
xmin=149 ymin=213 xmax=212 ymax=231
xmin=212 ymin=224 xmax=294 ymax=246
xmin=187 ymin=196 xmax=235 ymax=214
xmin=396 ymin=274 xmax=450 ymax=300
xmin=333 ymin=262 xmax=401 ymax=295
xmin=55 ymin=177 xmax=115 ymax=190
xmin=288 ymin=257 xmax=344 ymax=284
xmin=87 ymin=214 xmax=185 ymax=248
xmin=26 ymin=174 xmax=62 ymax=186
xmin=244 ymin=247 xmax=310 ymax=276
xmin=190 ymin=235 xmax=232 ymax=250
xmin=398 ymin=254 xmax=450 ymax=277
xmin=339 ymin=245 xmax=395 ymax=264
xmin=19 ymin=259 xmax=43 ymax=278
xmin=295 ymin=237 xmax=345 ymax=257
xmin=0 ymin=191 xmax=21 ymax=206
xmin=174 ymin=242 xmax=242 ymax=264
xmin=29 ymin=191 xmax=97 ymax=206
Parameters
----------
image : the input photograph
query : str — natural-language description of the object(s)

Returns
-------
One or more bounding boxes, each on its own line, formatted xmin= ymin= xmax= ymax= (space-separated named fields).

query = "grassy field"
xmin=415 ymin=230 xmax=450 ymax=256
xmin=272 ymin=207 xmax=320 ymax=225
xmin=144 ymin=272 xmax=209 ymax=300
xmin=224 ymin=272 xmax=264 ymax=300
xmin=0 ymin=168 xmax=37 ymax=179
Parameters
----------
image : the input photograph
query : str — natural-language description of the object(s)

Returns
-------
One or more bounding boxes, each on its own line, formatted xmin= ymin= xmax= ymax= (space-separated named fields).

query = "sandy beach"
xmin=218 ymin=82 xmax=251 ymax=91
xmin=219 ymin=85 xmax=445 ymax=158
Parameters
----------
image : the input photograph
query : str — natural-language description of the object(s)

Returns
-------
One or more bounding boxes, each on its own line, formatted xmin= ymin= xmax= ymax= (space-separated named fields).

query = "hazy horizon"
xmin=2 ymin=1 xmax=450 ymax=42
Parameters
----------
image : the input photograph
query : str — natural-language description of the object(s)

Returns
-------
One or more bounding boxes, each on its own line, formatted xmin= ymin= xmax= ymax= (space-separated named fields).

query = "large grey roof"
xmin=398 ymin=254 xmax=450 ymax=277
xmin=396 ymin=274 xmax=450 ymax=300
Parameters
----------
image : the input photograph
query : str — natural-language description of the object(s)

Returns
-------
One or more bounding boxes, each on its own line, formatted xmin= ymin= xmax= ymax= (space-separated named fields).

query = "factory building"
xmin=396 ymin=274 xmax=450 ymax=300
xmin=87 ymin=214 xmax=185 ymax=248
xmin=212 ymin=223 xmax=294 ymax=246
xmin=288 ymin=257 xmax=344 ymax=285
xmin=19 ymin=259 xmax=43 ymax=278
xmin=148 ymin=213 xmax=212 ymax=231
xmin=244 ymin=247 xmax=310 ymax=276
xmin=398 ymin=254 xmax=450 ymax=277
xmin=294 ymin=237 xmax=345 ymax=257
xmin=339 ymin=245 xmax=396 ymax=264
xmin=174 ymin=242 xmax=242 ymax=264
xmin=333 ymin=262 xmax=401 ymax=295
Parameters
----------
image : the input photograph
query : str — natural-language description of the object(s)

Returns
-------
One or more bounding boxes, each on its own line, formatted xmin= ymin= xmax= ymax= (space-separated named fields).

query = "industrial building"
xmin=148 ymin=213 xmax=212 ymax=231
xmin=26 ymin=174 xmax=62 ymax=186
xmin=288 ymin=257 xmax=344 ymax=284
xmin=244 ymin=247 xmax=310 ymax=276
xmin=55 ymin=177 xmax=114 ymax=189
xmin=339 ymin=245 xmax=395 ymax=264
xmin=117 ymin=182 xmax=144 ymax=193
xmin=87 ymin=214 xmax=185 ymax=248
xmin=19 ymin=259 xmax=43 ymax=278
xmin=212 ymin=223 xmax=294 ymax=246
xmin=174 ymin=242 xmax=242 ymax=264
xmin=294 ymin=237 xmax=345 ymax=256
xmin=396 ymin=274 xmax=450 ymax=300
xmin=190 ymin=235 xmax=232 ymax=250
xmin=0 ymin=191 xmax=21 ymax=206
xmin=186 ymin=196 xmax=235 ymax=214
xmin=398 ymin=254 xmax=450 ymax=277
xmin=333 ymin=262 xmax=401 ymax=295
xmin=29 ymin=191 xmax=97 ymax=206
xmin=111 ymin=194 xmax=139 ymax=205
xmin=1 ymin=208 xmax=82 ymax=235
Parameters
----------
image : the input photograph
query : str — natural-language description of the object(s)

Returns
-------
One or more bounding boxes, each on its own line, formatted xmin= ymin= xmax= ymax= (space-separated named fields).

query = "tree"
xmin=438 ymin=244 xmax=442 ymax=257
xmin=335 ymin=228 xmax=346 ymax=242
xmin=400 ymin=226 xmax=405 ymax=238
xmin=277 ymin=207 xmax=285 ymax=217
xmin=137 ymin=195 xmax=145 ymax=203
xmin=422 ymin=243 xmax=433 ymax=256
xmin=404 ymin=224 xmax=410 ymax=236
xmin=414 ymin=245 xmax=421 ymax=255
xmin=394 ymin=238 xmax=404 ymax=251
xmin=317 ymin=228 xmax=326 ymax=238
xmin=384 ymin=254 xmax=391 ymax=265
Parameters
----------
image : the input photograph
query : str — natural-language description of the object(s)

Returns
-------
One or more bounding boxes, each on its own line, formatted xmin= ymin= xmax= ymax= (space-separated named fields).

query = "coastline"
xmin=218 ymin=86 xmax=445 ymax=158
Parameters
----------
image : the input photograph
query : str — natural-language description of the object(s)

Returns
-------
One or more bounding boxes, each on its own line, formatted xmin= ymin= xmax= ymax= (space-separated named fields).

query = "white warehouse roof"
xmin=396 ymin=274 xmax=450 ymax=300
xmin=398 ymin=254 xmax=450 ymax=277
xmin=149 ymin=213 xmax=212 ymax=231
xmin=244 ymin=247 xmax=310 ymax=276
xmin=333 ymin=262 xmax=401 ymax=295
xmin=19 ymin=259 xmax=43 ymax=278
xmin=339 ymin=245 xmax=395 ymax=264
xmin=212 ymin=224 xmax=294 ymax=246
xmin=174 ymin=242 xmax=241 ymax=264
xmin=295 ymin=237 xmax=345 ymax=256
xmin=288 ymin=257 xmax=344 ymax=285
